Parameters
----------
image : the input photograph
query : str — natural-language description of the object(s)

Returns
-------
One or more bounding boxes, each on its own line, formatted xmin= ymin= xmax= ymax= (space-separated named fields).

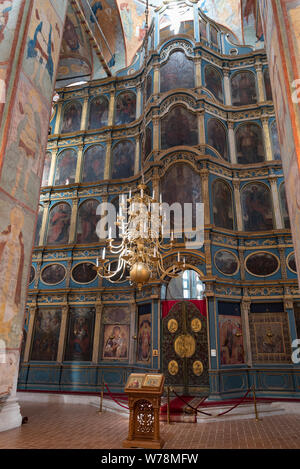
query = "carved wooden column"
xmin=284 ymin=295 xmax=297 ymax=345
xmin=198 ymin=111 xmax=206 ymax=145
xmin=241 ymin=297 xmax=252 ymax=366
xmin=153 ymin=63 xmax=160 ymax=96
xmin=129 ymin=299 xmax=137 ymax=364
xmin=204 ymin=231 xmax=212 ymax=276
xmin=134 ymin=136 xmax=140 ymax=175
xmin=57 ymin=304 xmax=69 ymax=363
xmin=223 ymin=68 xmax=232 ymax=106
xmin=228 ymin=121 xmax=237 ymax=164
xmin=54 ymin=101 xmax=63 ymax=134
xmin=136 ymin=84 xmax=142 ymax=119
xmin=92 ymin=299 xmax=103 ymax=364
xmin=200 ymin=168 xmax=210 ymax=226
xmin=75 ymin=144 xmax=84 ymax=183
xmin=195 ymin=57 xmax=202 ymax=90
xmin=68 ymin=198 xmax=79 ymax=244
xmin=255 ymin=61 xmax=266 ymax=103
xmin=233 ymin=179 xmax=243 ymax=231
xmin=279 ymin=246 xmax=287 ymax=280
xmin=108 ymin=89 xmax=115 ymax=126
xmin=23 ymin=303 xmax=37 ymax=363
xmin=238 ymin=242 xmax=246 ymax=282
xmin=269 ymin=176 xmax=283 ymax=229
xmin=39 ymin=200 xmax=50 ymax=246
xmin=262 ymin=116 xmax=273 ymax=161
xmin=80 ymin=96 xmax=89 ymax=131
xmin=48 ymin=148 xmax=58 ymax=186
xmin=104 ymin=138 xmax=112 ymax=180
xmin=152 ymin=115 xmax=159 ymax=151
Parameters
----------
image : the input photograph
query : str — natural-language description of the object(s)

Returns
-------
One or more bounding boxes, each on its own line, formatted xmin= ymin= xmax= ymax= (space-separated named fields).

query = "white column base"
xmin=0 ymin=395 xmax=22 ymax=432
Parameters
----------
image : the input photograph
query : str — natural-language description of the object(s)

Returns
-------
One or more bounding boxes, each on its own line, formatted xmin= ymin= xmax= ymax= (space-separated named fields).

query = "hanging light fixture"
xmin=95 ymin=183 xmax=185 ymax=290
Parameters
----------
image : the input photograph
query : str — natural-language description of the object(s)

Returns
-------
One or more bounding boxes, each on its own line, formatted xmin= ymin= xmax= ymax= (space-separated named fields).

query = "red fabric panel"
xmin=161 ymin=300 xmax=207 ymax=318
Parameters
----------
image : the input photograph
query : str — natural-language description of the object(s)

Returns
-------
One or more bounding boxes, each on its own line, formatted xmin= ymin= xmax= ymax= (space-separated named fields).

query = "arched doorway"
xmin=161 ymin=270 xmax=209 ymax=396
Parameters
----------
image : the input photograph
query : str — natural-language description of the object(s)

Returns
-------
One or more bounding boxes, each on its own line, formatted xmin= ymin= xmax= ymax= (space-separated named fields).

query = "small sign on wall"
xmin=211 ymin=349 xmax=217 ymax=357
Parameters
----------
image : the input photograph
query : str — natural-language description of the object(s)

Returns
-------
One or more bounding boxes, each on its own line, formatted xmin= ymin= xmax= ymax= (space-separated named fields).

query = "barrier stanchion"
xmin=98 ymin=379 xmax=104 ymax=414
xmin=167 ymin=386 xmax=171 ymax=425
xmin=252 ymin=385 xmax=260 ymax=421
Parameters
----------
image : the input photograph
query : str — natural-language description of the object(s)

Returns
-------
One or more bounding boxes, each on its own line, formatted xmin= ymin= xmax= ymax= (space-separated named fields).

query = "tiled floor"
xmin=0 ymin=400 xmax=300 ymax=449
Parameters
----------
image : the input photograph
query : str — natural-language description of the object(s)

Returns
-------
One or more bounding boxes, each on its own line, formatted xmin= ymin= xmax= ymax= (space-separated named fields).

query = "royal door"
xmin=162 ymin=300 xmax=209 ymax=395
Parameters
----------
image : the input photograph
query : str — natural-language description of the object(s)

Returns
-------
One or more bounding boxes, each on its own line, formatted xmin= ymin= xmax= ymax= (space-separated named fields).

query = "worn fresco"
xmin=260 ymin=0 xmax=300 ymax=283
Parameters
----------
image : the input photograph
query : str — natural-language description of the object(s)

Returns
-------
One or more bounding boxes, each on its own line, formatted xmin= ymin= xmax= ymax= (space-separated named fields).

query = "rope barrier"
xmin=171 ymin=388 xmax=213 ymax=416
xmin=216 ymin=389 xmax=251 ymax=417
xmin=104 ymin=383 xmax=129 ymax=410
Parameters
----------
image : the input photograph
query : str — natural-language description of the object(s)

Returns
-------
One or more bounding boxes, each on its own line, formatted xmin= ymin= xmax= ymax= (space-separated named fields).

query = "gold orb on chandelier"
xmin=129 ymin=262 xmax=151 ymax=290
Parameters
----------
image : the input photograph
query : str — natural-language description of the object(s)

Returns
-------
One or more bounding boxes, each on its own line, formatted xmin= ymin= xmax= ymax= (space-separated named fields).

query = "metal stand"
xmin=252 ymin=385 xmax=260 ymax=421
xmin=98 ymin=380 xmax=104 ymax=414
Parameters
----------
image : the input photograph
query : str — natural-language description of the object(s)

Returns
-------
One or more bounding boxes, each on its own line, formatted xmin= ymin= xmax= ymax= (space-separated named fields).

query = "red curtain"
xmin=161 ymin=300 xmax=207 ymax=318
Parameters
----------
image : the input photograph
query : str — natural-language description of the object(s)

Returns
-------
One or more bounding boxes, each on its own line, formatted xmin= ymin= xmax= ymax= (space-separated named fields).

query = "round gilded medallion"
xmin=174 ymin=334 xmax=195 ymax=358
xmin=168 ymin=360 xmax=179 ymax=376
xmin=193 ymin=360 xmax=203 ymax=376
xmin=168 ymin=318 xmax=178 ymax=333
xmin=191 ymin=317 xmax=202 ymax=333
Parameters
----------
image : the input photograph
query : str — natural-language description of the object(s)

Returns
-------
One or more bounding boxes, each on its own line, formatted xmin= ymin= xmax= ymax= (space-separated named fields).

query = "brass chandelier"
xmin=95 ymin=183 xmax=185 ymax=290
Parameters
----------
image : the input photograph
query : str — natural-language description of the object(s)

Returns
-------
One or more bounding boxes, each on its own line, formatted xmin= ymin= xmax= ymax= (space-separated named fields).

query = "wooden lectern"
xmin=122 ymin=373 xmax=165 ymax=449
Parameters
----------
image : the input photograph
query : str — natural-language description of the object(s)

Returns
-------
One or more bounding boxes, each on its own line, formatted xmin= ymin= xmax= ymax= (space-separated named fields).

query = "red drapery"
xmin=161 ymin=300 xmax=207 ymax=318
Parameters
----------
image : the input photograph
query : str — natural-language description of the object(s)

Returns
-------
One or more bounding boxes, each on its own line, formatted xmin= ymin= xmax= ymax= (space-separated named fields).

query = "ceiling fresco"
xmin=56 ymin=0 xmax=259 ymax=85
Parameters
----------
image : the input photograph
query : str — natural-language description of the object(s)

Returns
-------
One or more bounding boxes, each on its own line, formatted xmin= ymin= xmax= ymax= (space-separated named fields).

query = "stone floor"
xmin=0 ymin=399 xmax=300 ymax=449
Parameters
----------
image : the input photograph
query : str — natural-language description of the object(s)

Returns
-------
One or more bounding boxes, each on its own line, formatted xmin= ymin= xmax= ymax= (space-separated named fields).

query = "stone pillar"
xmin=0 ymin=1 xmax=68 ymax=431
xmin=223 ymin=69 xmax=232 ymax=106
xmin=261 ymin=116 xmax=273 ymax=161
xmin=255 ymin=61 xmax=266 ymax=103
xmin=259 ymin=0 xmax=300 ymax=287
xmin=241 ymin=299 xmax=252 ymax=367
xmin=228 ymin=121 xmax=237 ymax=164
xmin=233 ymin=179 xmax=243 ymax=231
xmin=57 ymin=303 xmax=69 ymax=363
xmin=92 ymin=299 xmax=103 ymax=364
xmin=269 ymin=176 xmax=284 ymax=229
